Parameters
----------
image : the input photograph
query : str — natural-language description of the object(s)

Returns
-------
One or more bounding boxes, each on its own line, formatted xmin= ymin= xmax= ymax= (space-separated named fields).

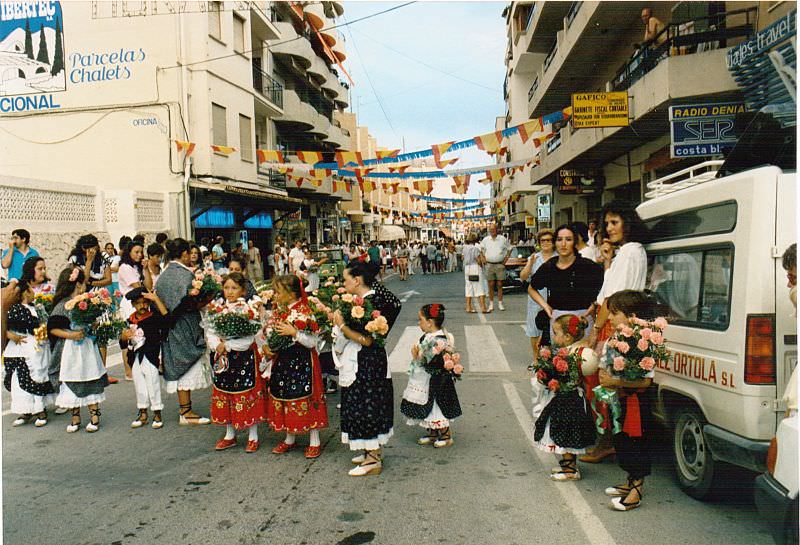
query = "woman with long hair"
xmin=155 ymin=238 xmax=212 ymax=426
xmin=20 ymin=256 xmax=53 ymax=295
xmin=118 ymin=240 xmax=145 ymax=380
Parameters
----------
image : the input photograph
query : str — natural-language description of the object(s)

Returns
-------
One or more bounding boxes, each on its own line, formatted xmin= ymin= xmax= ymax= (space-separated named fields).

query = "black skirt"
xmin=400 ymin=373 xmax=462 ymax=421
xmin=340 ymin=345 xmax=393 ymax=441
xmin=534 ymin=389 xmax=596 ymax=449
xmin=4 ymin=358 xmax=55 ymax=397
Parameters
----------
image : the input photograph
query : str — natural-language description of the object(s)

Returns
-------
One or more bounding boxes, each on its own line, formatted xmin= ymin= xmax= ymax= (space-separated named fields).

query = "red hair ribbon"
xmin=568 ymin=315 xmax=580 ymax=337
xmin=429 ymin=304 xmax=440 ymax=318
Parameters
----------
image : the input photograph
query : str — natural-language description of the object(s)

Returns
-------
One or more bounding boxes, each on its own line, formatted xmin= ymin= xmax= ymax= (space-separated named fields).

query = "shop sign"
xmin=726 ymin=11 xmax=795 ymax=70
xmin=571 ymin=92 xmax=629 ymax=128
xmin=668 ymin=102 xmax=744 ymax=158
xmin=536 ymin=194 xmax=550 ymax=222
xmin=524 ymin=216 xmax=535 ymax=228
xmin=558 ymin=169 xmax=604 ymax=195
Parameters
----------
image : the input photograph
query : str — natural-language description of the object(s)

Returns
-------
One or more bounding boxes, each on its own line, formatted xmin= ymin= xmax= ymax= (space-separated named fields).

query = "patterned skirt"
xmin=267 ymin=347 xmax=328 ymax=434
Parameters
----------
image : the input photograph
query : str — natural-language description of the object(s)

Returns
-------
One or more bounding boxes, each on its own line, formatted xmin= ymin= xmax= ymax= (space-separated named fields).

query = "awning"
xmin=378 ymin=225 xmax=406 ymax=241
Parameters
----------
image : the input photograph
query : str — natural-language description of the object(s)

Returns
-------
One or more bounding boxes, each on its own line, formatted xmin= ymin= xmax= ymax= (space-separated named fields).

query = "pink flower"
xmin=557 ymin=347 xmax=569 ymax=357
xmin=114 ymin=290 xmax=122 ymax=298
xmin=354 ymin=296 xmax=364 ymax=306
xmin=632 ymin=317 xmax=647 ymax=327
xmin=653 ymin=317 xmax=668 ymax=330
xmin=621 ymin=326 xmax=634 ymax=337
xmin=189 ymin=288 xmax=200 ymax=296
xmin=371 ymin=310 xmax=381 ymax=319
xmin=613 ymin=357 xmax=626 ymax=371
xmin=453 ymin=363 xmax=464 ymax=375
xmin=553 ymin=357 xmax=569 ymax=373
xmin=650 ymin=332 xmax=664 ymax=345
xmin=639 ymin=328 xmax=652 ymax=341
xmin=536 ymin=369 xmax=547 ymax=381
xmin=539 ymin=347 xmax=551 ymax=359
xmin=616 ymin=341 xmax=630 ymax=354
xmin=452 ymin=353 xmax=461 ymax=364
xmin=332 ymin=294 xmax=340 ymax=301
xmin=337 ymin=287 xmax=346 ymax=294
xmin=547 ymin=379 xmax=560 ymax=392
xmin=637 ymin=338 xmax=650 ymax=351
xmin=443 ymin=355 xmax=455 ymax=371
xmin=78 ymin=301 xmax=88 ymax=310
xmin=639 ymin=357 xmax=655 ymax=371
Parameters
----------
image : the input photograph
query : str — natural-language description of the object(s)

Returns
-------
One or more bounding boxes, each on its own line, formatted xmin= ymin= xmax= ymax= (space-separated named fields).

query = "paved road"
xmin=3 ymin=270 xmax=775 ymax=544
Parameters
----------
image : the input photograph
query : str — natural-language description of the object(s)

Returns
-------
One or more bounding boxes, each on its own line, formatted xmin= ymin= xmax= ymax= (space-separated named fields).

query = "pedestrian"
xmin=120 ymin=288 xmax=167 ymax=430
xmin=4 ymin=277 xmax=55 ymax=428
xmin=20 ymin=256 xmax=53 ymax=296
xmin=246 ymin=240 xmax=264 ymax=283
xmin=599 ymin=290 xmax=659 ymax=511
xmin=300 ymin=247 xmax=327 ymax=292
xmin=211 ymin=236 xmax=227 ymax=271
xmin=117 ymin=239 xmax=145 ymax=328
xmin=520 ymin=229 xmax=555 ymax=360
xmin=462 ymin=233 xmax=487 ymax=313
xmin=2 ymin=229 xmax=39 ymax=281
xmin=155 ymin=238 xmax=212 ymax=426
xmin=583 ymin=201 xmax=648 ymax=464
xmin=396 ymin=241 xmax=409 ymax=281
xmin=532 ymin=314 xmax=598 ymax=481
xmin=265 ymin=274 xmax=328 ymax=459
xmin=207 ymin=273 xmax=268 ymax=453
xmin=401 ymin=303 xmax=462 ymax=448
xmin=288 ymin=240 xmax=305 ymax=274
xmin=572 ymin=222 xmax=598 ymax=261
xmin=48 ymin=267 xmax=109 ymax=432
xmin=104 ymin=242 xmax=121 ymax=298
xmin=273 ymin=242 xmax=284 ymax=278
xmin=425 ymin=240 xmax=436 ymax=275
xmin=480 ymin=224 xmax=511 ymax=312
xmin=380 ymin=243 xmax=390 ymax=278
xmin=189 ymin=244 xmax=203 ymax=271
xmin=333 ymin=261 xmax=402 ymax=476
xmin=447 ymin=240 xmax=457 ymax=272
xmin=527 ymin=224 xmax=604 ymax=340
xmin=226 ymin=258 xmax=257 ymax=300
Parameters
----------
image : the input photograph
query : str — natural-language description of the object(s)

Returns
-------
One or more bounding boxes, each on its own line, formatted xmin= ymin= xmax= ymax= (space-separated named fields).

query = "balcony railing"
xmin=527 ymin=75 xmax=539 ymax=102
xmin=543 ymin=40 xmax=557 ymax=73
xmin=257 ymin=165 xmax=288 ymax=189
xmin=546 ymin=132 xmax=562 ymax=154
xmin=611 ymin=7 xmax=757 ymax=92
xmin=252 ymin=62 xmax=284 ymax=108
xmin=565 ymin=2 xmax=582 ymax=29
xmin=525 ymin=2 xmax=538 ymax=32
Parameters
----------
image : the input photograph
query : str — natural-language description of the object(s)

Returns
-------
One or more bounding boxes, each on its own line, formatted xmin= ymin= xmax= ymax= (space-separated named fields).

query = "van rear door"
xmin=775 ymin=172 xmax=797 ymax=421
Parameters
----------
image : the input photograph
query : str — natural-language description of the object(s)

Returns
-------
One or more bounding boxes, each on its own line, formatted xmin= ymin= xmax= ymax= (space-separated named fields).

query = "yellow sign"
xmin=571 ymin=92 xmax=629 ymax=128
xmin=524 ymin=216 xmax=535 ymax=228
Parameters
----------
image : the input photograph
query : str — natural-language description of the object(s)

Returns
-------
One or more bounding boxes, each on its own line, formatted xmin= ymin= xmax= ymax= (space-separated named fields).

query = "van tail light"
xmin=744 ymin=314 xmax=776 ymax=384
xmin=766 ymin=437 xmax=778 ymax=476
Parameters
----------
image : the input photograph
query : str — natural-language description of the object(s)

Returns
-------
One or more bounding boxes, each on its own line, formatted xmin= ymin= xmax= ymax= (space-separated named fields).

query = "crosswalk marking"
xmin=388 ymin=326 xmax=423 ymax=373
xmin=464 ymin=325 xmax=511 ymax=373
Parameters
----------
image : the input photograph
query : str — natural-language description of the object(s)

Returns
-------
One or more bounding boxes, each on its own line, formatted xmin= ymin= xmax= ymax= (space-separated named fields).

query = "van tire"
xmin=672 ymin=406 xmax=717 ymax=499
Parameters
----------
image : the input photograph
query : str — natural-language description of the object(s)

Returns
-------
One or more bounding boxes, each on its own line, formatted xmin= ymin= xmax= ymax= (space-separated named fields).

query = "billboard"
xmin=669 ymin=102 xmax=745 ymax=158
xmin=571 ymin=92 xmax=629 ymax=128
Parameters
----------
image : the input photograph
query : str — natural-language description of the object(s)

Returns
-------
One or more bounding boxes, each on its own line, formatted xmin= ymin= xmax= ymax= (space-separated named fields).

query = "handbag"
xmin=468 ymin=274 xmax=480 ymax=282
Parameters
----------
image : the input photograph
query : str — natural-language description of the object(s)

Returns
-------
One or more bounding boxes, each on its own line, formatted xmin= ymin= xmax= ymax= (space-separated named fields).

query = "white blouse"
xmin=596 ymin=242 xmax=647 ymax=304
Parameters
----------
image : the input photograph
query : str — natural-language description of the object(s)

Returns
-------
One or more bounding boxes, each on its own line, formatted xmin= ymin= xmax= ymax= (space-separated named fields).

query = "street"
xmin=2 ymin=271 xmax=775 ymax=545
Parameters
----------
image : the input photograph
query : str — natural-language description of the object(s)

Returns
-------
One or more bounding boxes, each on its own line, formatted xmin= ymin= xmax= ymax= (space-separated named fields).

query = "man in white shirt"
xmin=288 ymin=240 xmax=305 ymax=274
xmin=587 ymin=220 xmax=598 ymax=249
xmin=480 ymin=224 xmax=511 ymax=311
xmin=572 ymin=221 xmax=598 ymax=261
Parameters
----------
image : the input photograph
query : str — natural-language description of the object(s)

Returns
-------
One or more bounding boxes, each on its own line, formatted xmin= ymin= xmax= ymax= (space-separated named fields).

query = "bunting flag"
xmin=211 ymin=145 xmax=236 ymax=155
xmin=256 ymin=149 xmax=284 ymax=164
xmin=307 ymin=178 xmax=323 ymax=188
xmin=487 ymin=146 xmax=508 ymax=157
xmin=485 ymin=168 xmax=505 ymax=182
xmin=474 ymin=130 xmax=505 ymax=153
xmin=175 ymin=140 xmax=196 ymax=157
xmin=451 ymin=184 xmax=467 ymax=194
xmin=383 ymin=183 xmax=400 ymax=194
xmin=297 ymin=151 xmax=324 ymax=165
xmin=517 ymin=119 xmax=543 ymax=143
xmin=332 ymin=180 xmax=352 ymax=193
xmin=278 ymin=166 xmax=294 ymax=174
xmin=359 ymin=181 xmax=377 ymax=193
xmin=309 ymin=168 xmax=333 ymax=179
xmin=510 ymin=194 xmax=522 ymax=203
xmin=532 ymin=132 xmax=555 ymax=148
xmin=452 ymin=174 xmax=471 ymax=189
xmin=413 ymin=179 xmax=434 ymax=195
xmin=336 ymin=151 xmax=364 ymax=168
xmin=376 ymin=149 xmax=400 ymax=160
xmin=388 ymin=165 xmax=410 ymax=174
xmin=435 ymin=157 xmax=459 ymax=169
xmin=431 ymin=141 xmax=455 ymax=164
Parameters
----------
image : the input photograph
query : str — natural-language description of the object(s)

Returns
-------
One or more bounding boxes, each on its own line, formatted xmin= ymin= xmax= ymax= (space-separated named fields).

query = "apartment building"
xmin=0 ymin=0 xmax=351 ymax=272
xmin=500 ymin=1 xmax=795 ymax=232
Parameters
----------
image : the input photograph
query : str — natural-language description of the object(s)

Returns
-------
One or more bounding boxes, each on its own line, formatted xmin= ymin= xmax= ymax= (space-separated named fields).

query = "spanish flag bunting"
xmin=309 ymin=168 xmax=332 ymax=179
xmin=336 ymin=150 xmax=364 ymax=168
xmin=388 ymin=165 xmax=409 ymax=174
xmin=294 ymin=177 xmax=304 ymax=188
xmin=455 ymin=212 xmax=465 ymax=219
xmin=517 ymin=119 xmax=543 ymax=143
xmin=485 ymin=168 xmax=505 ymax=182
xmin=435 ymin=157 xmax=459 ymax=169
xmin=256 ymin=149 xmax=284 ymax=164
xmin=211 ymin=145 xmax=236 ymax=155
xmin=510 ymin=194 xmax=521 ymax=203
xmin=384 ymin=183 xmax=400 ymax=194
xmin=296 ymin=151 xmax=324 ymax=165
xmin=451 ymin=184 xmax=466 ymax=194
xmin=353 ymin=167 xmax=375 ymax=176
xmin=400 ymin=186 xmax=410 ymax=193
xmin=487 ymin=146 xmax=508 ymax=157
xmin=431 ymin=141 xmax=455 ymax=164
xmin=359 ymin=180 xmax=377 ymax=193
xmin=307 ymin=178 xmax=323 ymax=188
xmin=376 ymin=149 xmax=400 ymax=160
xmin=562 ymin=106 xmax=573 ymax=118
xmin=474 ymin=130 xmax=504 ymax=153
xmin=532 ymin=132 xmax=554 ymax=148
xmin=175 ymin=140 xmax=196 ymax=157
xmin=413 ymin=179 xmax=434 ymax=195
xmin=452 ymin=174 xmax=471 ymax=189
xmin=278 ymin=166 xmax=294 ymax=175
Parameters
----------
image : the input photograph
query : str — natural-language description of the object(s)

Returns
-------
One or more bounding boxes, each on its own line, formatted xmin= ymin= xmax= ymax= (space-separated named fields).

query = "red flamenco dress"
xmin=267 ymin=301 xmax=329 ymax=434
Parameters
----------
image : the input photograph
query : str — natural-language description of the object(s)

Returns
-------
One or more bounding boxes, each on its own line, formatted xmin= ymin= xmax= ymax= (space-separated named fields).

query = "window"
xmin=233 ymin=13 xmax=245 ymax=53
xmin=212 ymin=103 xmax=227 ymax=147
xmin=646 ymin=246 xmax=734 ymax=330
xmin=239 ymin=114 xmax=253 ymax=162
xmin=208 ymin=1 xmax=222 ymax=41
xmin=645 ymin=202 xmax=737 ymax=242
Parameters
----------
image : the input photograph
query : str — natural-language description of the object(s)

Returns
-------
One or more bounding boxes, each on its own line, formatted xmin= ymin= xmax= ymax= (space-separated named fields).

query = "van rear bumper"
xmin=703 ymin=424 xmax=770 ymax=472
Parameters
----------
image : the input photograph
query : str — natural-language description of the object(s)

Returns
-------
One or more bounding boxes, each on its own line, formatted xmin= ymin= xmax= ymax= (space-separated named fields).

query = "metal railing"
xmin=525 ymin=2 xmax=538 ymax=32
xmin=611 ymin=7 xmax=757 ymax=92
xmin=566 ymin=2 xmax=582 ymax=28
xmin=543 ymin=40 xmax=558 ymax=73
xmin=257 ymin=165 xmax=288 ymax=190
xmin=645 ymin=160 xmax=723 ymax=199
xmin=527 ymin=75 xmax=539 ymax=102
xmin=252 ymin=62 xmax=284 ymax=108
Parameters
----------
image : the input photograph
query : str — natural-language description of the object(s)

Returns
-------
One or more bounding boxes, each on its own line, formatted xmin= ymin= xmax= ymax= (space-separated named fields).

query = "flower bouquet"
xmin=335 ymin=293 xmax=388 ymax=347
xmin=312 ymin=277 xmax=342 ymax=307
xmin=92 ymin=312 xmax=127 ymax=347
xmin=33 ymin=285 xmax=55 ymax=317
xmin=410 ymin=334 xmax=463 ymax=380
xmin=264 ymin=303 xmax=319 ymax=353
xmin=532 ymin=346 xmax=583 ymax=393
xmin=306 ymin=295 xmax=333 ymax=341
xmin=188 ymin=269 xmax=222 ymax=300
xmin=65 ymin=289 xmax=116 ymax=329
xmin=206 ymin=298 xmax=262 ymax=340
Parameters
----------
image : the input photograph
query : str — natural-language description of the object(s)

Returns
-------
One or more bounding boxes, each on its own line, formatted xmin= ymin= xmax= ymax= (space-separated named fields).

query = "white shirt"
xmin=596 ymin=242 xmax=647 ymax=304
xmin=481 ymin=234 xmax=510 ymax=263
xmin=579 ymin=246 xmax=598 ymax=261
xmin=289 ymin=247 xmax=305 ymax=272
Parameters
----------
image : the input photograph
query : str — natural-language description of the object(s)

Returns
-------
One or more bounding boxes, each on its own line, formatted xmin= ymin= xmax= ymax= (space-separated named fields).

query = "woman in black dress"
xmin=332 ymin=262 xmax=401 ymax=476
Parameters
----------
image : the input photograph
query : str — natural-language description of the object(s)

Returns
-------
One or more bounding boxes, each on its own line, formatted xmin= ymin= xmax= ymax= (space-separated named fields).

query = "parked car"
xmin=314 ymin=248 xmax=345 ymax=280
xmin=503 ymin=245 xmax=534 ymax=292
xmin=755 ymin=411 xmax=799 ymax=545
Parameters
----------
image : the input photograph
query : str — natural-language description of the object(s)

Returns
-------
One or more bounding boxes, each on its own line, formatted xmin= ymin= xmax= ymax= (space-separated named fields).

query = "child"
xmin=265 ymin=275 xmax=328 ymax=459
xmin=4 ymin=279 xmax=55 ymax=427
xmin=120 ymin=287 xmax=168 ymax=429
xmin=47 ymin=267 xmax=109 ymax=433
xmin=206 ymin=273 xmax=268 ymax=453
xmin=599 ymin=290 xmax=657 ymax=511
xmin=532 ymin=314 xmax=598 ymax=481
xmin=400 ymin=304 xmax=462 ymax=448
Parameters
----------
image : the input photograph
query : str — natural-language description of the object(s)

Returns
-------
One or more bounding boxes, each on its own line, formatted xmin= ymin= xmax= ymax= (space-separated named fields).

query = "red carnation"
xmin=294 ymin=320 xmax=307 ymax=331
xmin=309 ymin=321 xmax=319 ymax=332
xmin=553 ymin=357 xmax=569 ymax=373
xmin=547 ymin=379 xmax=560 ymax=392
xmin=536 ymin=369 xmax=547 ymax=381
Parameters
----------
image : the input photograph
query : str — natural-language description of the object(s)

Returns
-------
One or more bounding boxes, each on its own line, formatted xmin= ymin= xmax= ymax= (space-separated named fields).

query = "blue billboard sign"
xmin=668 ymin=103 xmax=746 ymax=158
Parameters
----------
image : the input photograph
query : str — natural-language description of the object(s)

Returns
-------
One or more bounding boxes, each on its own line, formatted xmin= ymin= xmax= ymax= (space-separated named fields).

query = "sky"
xmin=340 ymin=1 xmax=507 ymax=200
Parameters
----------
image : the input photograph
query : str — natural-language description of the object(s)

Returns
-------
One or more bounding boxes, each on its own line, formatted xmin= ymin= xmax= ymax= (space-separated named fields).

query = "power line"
xmin=343 ymin=15 xmax=399 ymax=141
xmin=161 ymin=2 xmax=417 ymax=70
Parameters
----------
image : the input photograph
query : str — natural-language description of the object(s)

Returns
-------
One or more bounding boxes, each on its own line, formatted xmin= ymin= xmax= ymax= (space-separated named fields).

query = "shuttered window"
xmin=212 ymin=103 xmax=227 ymax=146
xmin=239 ymin=114 xmax=253 ymax=161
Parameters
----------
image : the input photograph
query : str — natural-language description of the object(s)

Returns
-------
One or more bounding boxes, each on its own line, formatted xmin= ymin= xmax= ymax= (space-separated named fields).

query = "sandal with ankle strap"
xmin=605 ymin=478 xmax=634 ymax=497
xmin=417 ymin=429 xmax=438 ymax=446
xmin=611 ymin=480 xmax=643 ymax=511
xmin=550 ymin=458 xmax=581 ymax=481
xmin=434 ymin=429 xmax=453 ymax=448
xmin=179 ymin=403 xmax=210 ymax=426
xmin=66 ymin=409 xmax=81 ymax=433
xmin=551 ymin=457 xmax=575 ymax=474
xmin=86 ymin=408 xmax=101 ymax=433
xmin=349 ymin=451 xmax=382 ymax=476
xmin=131 ymin=409 xmax=148 ymax=429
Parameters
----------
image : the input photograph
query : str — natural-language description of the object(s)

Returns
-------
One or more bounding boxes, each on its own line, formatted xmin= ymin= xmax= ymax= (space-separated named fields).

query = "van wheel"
xmin=673 ymin=406 xmax=716 ymax=499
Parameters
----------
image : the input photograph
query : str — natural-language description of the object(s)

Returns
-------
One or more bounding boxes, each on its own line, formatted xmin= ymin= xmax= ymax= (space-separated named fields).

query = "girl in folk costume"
xmin=265 ymin=275 xmax=328 ymax=459
xmin=155 ymin=238 xmax=213 ymax=426
xmin=4 ymin=278 xmax=55 ymax=427
xmin=47 ymin=267 xmax=109 ymax=433
xmin=120 ymin=288 xmax=168 ymax=429
xmin=207 ymin=273 xmax=268 ymax=453
xmin=532 ymin=314 xmax=598 ymax=481
xmin=333 ymin=262 xmax=402 ymax=476
xmin=401 ymin=304 xmax=463 ymax=448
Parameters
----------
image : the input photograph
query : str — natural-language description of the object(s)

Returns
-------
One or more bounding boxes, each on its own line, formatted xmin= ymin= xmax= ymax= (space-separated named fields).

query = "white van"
xmin=637 ymin=153 xmax=796 ymax=499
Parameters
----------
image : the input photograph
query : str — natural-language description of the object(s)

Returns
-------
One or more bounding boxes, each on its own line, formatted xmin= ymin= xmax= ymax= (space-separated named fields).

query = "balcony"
xmin=250 ymin=3 xmax=280 ymax=41
xmin=256 ymin=168 xmax=288 ymax=190
xmin=524 ymin=1 xmax=572 ymax=53
xmin=527 ymin=75 xmax=539 ymax=102
xmin=273 ymin=89 xmax=315 ymax=130
xmin=271 ymin=21 xmax=315 ymax=69
xmin=325 ymin=123 xmax=351 ymax=149
xmin=252 ymin=61 xmax=284 ymax=111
